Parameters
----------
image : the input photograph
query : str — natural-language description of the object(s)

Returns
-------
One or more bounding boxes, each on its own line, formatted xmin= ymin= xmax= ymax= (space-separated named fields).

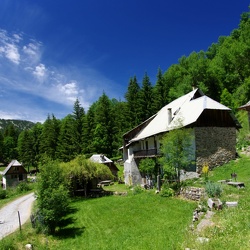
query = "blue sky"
xmin=0 ymin=0 xmax=249 ymax=122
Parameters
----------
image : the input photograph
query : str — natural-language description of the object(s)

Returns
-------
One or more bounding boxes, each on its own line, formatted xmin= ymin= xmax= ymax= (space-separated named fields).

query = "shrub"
xmin=160 ymin=188 xmax=174 ymax=197
xmin=17 ymin=181 xmax=31 ymax=193
xmin=205 ymin=181 xmax=223 ymax=198
xmin=36 ymin=159 xmax=70 ymax=234
xmin=0 ymin=189 xmax=7 ymax=199
xmin=132 ymin=185 xmax=145 ymax=195
xmin=202 ymin=163 xmax=209 ymax=181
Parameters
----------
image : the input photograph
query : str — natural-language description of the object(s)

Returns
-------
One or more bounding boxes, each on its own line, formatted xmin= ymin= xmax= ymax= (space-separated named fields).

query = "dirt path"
xmin=0 ymin=192 xmax=36 ymax=240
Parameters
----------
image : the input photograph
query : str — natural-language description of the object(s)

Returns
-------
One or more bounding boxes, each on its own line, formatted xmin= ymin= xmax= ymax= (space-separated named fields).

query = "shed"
xmin=0 ymin=160 xmax=28 ymax=189
xmin=90 ymin=154 xmax=119 ymax=179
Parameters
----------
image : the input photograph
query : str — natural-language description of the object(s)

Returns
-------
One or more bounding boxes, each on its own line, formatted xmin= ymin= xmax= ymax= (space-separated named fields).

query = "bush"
xmin=160 ymin=188 xmax=174 ymax=197
xmin=17 ymin=181 xmax=31 ymax=193
xmin=205 ymin=181 xmax=223 ymax=198
xmin=36 ymin=159 xmax=70 ymax=234
xmin=132 ymin=185 xmax=145 ymax=195
xmin=0 ymin=189 xmax=7 ymax=199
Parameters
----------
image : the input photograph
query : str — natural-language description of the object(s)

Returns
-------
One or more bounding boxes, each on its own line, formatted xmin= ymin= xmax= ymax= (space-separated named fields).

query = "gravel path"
xmin=0 ymin=192 xmax=36 ymax=240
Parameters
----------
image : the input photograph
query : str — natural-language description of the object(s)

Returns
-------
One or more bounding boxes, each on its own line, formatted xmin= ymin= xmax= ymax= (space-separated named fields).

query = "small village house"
xmin=122 ymin=88 xmax=241 ymax=186
xmin=0 ymin=160 xmax=28 ymax=189
xmin=90 ymin=154 xmax=119 ymax=179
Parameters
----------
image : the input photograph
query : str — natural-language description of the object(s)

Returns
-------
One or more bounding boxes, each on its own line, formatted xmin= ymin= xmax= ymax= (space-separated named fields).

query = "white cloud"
xmin=5 ymin=43 xmax=20 ymax=64
xmin=0 ymin=29 xmax=21 ymax=64
xmin=13 ymin=33 xmax=22 ymax=43
xmin=0 ymin=28 xmax=118 ymax=121
xmin=33 ymin=63 xmax=46 ymax=79
xmin=58 ymin=81 xmax=78 ymax=96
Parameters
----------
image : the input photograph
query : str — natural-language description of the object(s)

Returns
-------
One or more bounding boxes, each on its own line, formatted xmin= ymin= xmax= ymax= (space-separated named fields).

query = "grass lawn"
xmin=0 ymin=190 xmax=196 ymax=250
xmin=2 ymin=154 xmax=250 ymax=249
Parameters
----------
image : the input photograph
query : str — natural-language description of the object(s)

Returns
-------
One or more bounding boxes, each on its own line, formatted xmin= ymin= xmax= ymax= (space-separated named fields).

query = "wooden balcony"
xmin=133 ymin=149 xmax=160 ymax=158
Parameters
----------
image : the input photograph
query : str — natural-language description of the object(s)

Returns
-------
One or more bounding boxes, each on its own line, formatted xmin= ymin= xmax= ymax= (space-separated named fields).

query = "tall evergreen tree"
xmin=3 ymin=124 xmax=19 ymax=163
xmin=111 ymin=99 xmax=130 ymax=156
xmin=153 ymin=68 xmax=168 ymax=113
xmin=125 ymin=76 xmax=141 ymax=127
xmin=0 ymin=132 xmax=3 ymax=163
xmin=17 ymin=129 xmax=34 ymax=169
xmin=40 ymin=114 xmax=60 ymax=160
xmin=93 ymin=93 xmax=115 ymax=157
xmin=82 ymin=102 xmax=97 ymax=155
xmin=138 ymin=72 xmax=154 ymax=122
xmin=30 ymin=123 xmax=43 ymax=168
xmin=72 ymin=99 xmax=85 ymax=155
xmin=56 ymin=115 xmax=77 ymax=162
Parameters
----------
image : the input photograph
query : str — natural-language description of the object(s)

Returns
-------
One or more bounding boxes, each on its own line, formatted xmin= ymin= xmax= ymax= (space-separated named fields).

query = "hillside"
xmin=0 ymin=119 xmax=35 ymax=133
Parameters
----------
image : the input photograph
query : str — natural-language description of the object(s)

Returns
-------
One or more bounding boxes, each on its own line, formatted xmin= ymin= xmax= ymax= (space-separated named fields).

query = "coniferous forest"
xmin=1 ymin=10 xmax=250 ymax=167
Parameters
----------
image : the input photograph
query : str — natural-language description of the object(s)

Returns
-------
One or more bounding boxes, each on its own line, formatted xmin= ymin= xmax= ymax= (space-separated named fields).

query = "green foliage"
xmin=39 ymin=114 xmax=60 ymax=160
xmin=16 ymin=181 xmax=31 ymax=193
xmin=160 ymin=127 xmax=194 ymax=182
xmin=236 ymin=111 xmax=250 ymax=150
xmin=56 ymin=115 xmax=78 ymax=162
xmin=153 ymin=68 xmax=169 ymax=113
xmin=160 ymin=187 xmax=174 ymax=197
xmin=93 ymin=93 xmax=116 ymax=157
xmin=0 ymin=189 xmax=7 ymax=199
xmin=125 ymin=76 xmax=141 ymax=127
xmin=138 ymin=72 xmax=154 ymax=121
xmin=205 ymin=181 xmax=223 ymax=198
xmin=138 ymin=158 xmax=155 ymax=175
xmin=132 ymin=185 xmax=145 ymax=195
xmin=36 ymin=159 xmax=70 ymax=234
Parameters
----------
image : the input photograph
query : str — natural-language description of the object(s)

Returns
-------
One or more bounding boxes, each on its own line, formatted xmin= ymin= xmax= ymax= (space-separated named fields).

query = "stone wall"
xmin=195 ymin=127 xmax=236 ymax=172
xmin=180 ymin=186 xmax=205 ymax=201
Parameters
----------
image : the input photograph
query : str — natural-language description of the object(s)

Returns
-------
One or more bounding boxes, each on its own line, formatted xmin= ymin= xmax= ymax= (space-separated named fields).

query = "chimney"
xmin=167 ymin=108 xmax=172 ymax=125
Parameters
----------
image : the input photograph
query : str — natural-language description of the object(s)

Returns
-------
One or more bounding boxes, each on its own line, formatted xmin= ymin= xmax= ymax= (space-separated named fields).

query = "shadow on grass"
xmin=55 ymin=226 xmax=86 ymax=239
xmin=53 ymin=204 xmax=86 ymax=239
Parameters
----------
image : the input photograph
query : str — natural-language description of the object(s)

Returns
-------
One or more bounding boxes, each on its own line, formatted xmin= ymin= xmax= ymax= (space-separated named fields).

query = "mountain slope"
xmin=0 ymin=119 xmax=35 ymax=133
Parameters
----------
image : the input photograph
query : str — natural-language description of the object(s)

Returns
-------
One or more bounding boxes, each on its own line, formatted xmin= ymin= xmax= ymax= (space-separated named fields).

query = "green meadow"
xmin=1 ymin=154 xmax=250 ymax=249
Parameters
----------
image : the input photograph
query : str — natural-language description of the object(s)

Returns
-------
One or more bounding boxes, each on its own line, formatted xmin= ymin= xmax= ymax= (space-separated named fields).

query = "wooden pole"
xmin=18 ymin=211 xmax=21 ymax=232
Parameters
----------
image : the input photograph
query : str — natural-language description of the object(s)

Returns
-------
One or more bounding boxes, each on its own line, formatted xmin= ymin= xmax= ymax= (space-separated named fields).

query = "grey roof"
xmin=2 ymin=160 xmax=22 ymax=175
xmin=89 ymin=154 xmax=113 ymax=164
xmin=239 ymin=101 xmax=250 ymax=111
xmin=130 ymin=88 xmax=232 ymax=142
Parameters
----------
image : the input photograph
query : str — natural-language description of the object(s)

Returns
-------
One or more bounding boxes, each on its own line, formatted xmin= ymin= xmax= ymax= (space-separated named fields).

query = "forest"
xmin=0 ymin=10 xmax=250 ymax=167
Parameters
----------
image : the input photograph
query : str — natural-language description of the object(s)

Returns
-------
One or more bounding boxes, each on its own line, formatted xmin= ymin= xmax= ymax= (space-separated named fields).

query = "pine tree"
xmin=56 ymin=115 xmax=77 ymax=162
xmin=93 ymin=93 xmax=115 ymax=157
xmin=138 ymin=72 xmax=154 ymax=122
xmin=153 ymin=68 xmax=168 ymax=113
xmin=72 ymin=99 xmax=85 ymax=155
xmin=40 ymin=114 xmax=60 ymax=160
xmin=17 ymin=129 xmax=34 ymax=169
xmin=0 ymin=132 xmax=3 ymax=163
xmin=30 ymin=123 xmax=43 ymax=168
xmin=82 ymin=102 xmax=97 ymax=155
xmin=125 ymin=76 xmax=141 ymax=127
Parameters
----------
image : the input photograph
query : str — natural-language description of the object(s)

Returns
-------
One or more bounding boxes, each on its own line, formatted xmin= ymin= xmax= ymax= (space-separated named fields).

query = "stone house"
xmin=122 ymin=88 xmax=241 ymax=186
xmin=1 ymin=160 xmax=28 ymax=189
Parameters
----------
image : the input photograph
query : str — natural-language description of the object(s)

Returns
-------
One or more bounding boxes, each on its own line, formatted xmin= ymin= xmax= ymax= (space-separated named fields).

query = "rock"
xmin=25 ymin=244 xmax=33 ymax=250
xmin=226 ymin=201 xmax=238 ymax=207
xmin=196 ymin=237 xmax=209 ymax=243
xmin=207 ymin=198 xmax=214 ymax=209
